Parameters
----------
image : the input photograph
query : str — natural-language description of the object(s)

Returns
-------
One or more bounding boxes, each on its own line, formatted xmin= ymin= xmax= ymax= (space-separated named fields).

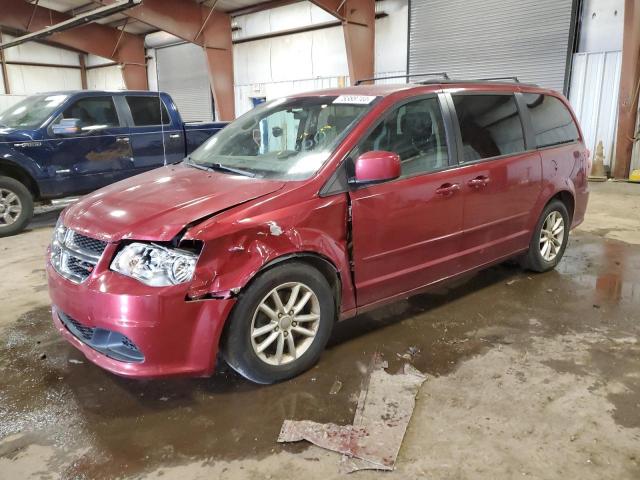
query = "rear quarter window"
xmin=125 ymin=96 xmax=171 ymax=126
xmin=452 ymin=94 xmax=525 ymax=163
xmin=522 ymin=94 xmax=580 ymax=148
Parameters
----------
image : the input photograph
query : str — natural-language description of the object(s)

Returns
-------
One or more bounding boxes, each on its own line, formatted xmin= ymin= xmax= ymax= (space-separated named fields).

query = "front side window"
xmin=189 ymin=96 xmax=373 ymax=180
xmin=357 ymin=97 xmax=449 ymax=177
xmin=523 ymin=94 xmax=580 ymax=148
xmin=125 ymin=96 xmax=171 ymax=126
xmin=0 ymin=94 xmax=68 ymax=129
xmin=53 ymin=96 xmax=120 ymax=130
xmin=452 ymin=94 xmax=525 ymax=163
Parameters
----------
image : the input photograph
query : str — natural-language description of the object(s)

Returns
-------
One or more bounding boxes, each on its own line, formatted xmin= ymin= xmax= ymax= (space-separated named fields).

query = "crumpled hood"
xmin=62 ymin=164 xmax=285 ymax=242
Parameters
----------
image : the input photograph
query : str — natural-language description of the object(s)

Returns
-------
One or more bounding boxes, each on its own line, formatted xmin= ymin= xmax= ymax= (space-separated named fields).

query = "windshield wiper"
xmin=185 ymin=157 xmax=256 ymax=177
xmin=209 ymin=162 xmax=256 ymax=177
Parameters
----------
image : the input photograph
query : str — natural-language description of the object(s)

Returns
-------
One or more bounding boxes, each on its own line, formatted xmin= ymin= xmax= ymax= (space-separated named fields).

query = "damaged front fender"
xmin=183 ymin=193 xmax=356 ymax=314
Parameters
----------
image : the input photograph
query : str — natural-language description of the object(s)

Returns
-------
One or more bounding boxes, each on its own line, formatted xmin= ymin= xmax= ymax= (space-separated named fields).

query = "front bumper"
xmin=47 ymin=252 xmax=235 ymax=379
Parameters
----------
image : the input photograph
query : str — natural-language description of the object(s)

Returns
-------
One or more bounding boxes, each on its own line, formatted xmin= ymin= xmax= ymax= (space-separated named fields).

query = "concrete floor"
xmin=0 ymin=182 xmax=639 ymax=479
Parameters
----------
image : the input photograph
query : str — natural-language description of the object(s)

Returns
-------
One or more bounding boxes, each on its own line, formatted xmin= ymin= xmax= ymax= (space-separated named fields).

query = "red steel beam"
xmin=0 ymin=0 xmax=147 ymax=89
xmin=100 ymin=0 xmax=235 ymax=120
xmin=613 ymin=0 xmax=640 ymax=179
xmin=310 ymin=0 xmax=374 ymax=85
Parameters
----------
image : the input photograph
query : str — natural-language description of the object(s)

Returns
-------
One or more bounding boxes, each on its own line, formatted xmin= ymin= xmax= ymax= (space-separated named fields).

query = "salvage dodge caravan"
xmin=47 ymin=80 xmax=590 ymax=383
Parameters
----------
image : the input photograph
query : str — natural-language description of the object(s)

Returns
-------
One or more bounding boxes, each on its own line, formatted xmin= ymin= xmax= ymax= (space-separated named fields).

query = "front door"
xmin=448 ymin=93 xmax=542 ymax=269
xmin=124 ymin=95 xmax=185 ymax=170
xmin=349 ymin=96 xmax=465 ymax=306
xmin=45 ymin=94 xmax=134 ymax=195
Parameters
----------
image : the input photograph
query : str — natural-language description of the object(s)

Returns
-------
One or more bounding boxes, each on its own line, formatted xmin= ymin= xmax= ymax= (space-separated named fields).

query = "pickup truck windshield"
xmin=0 ymin=94 xmax=68 ymax=129
xmin=189 ymin=96 xmax=375 ymax=180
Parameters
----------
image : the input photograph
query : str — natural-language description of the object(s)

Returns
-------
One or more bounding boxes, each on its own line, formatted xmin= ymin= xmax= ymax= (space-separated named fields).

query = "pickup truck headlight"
xmin=111 ymin=243 xmax=198 ymax=287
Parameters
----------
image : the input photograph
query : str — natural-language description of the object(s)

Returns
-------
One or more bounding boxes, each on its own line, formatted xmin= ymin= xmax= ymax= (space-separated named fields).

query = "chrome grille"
xmin=51 ymin=228 xmax=107 ymax=284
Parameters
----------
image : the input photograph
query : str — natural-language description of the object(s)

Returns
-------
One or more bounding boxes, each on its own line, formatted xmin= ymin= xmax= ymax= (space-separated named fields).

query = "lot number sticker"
xmin=333 ymin=95 xmax=377 ymax=105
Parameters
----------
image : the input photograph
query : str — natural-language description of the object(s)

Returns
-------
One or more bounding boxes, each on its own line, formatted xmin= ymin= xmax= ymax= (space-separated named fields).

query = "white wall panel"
xmin=233 ymin=2 xmax=335 ymax=40
xmin=233 ymin=26 xmax=348 ymax=85
xmin=86 ymin=54 xmax=114 ymax=67
xmin=0 ymin=69 xmax=5 ymax=95
xmin=6 ymin=65 xmax=82 ymax=94
xmin=569 ymin=51 xmax=622 ymax=167
xmin=234 ymin=76 xmax=343 ymax=116
xmin=578 ymin=0 xmax=624 ymax=53
xmin=87 ymin=65 xmax=125 ymax=90
xmin=0 ymin=95 xmax=28 ymax=112
xmin=375 ymin=0 xmax=408 ymax=76
xmin=3 ymin=34 xmax=80 ymax=66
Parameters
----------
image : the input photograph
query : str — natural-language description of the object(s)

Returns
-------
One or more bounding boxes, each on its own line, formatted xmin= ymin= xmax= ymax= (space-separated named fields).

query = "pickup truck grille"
xmin=51 ymin=228 xmax=108 ymax=284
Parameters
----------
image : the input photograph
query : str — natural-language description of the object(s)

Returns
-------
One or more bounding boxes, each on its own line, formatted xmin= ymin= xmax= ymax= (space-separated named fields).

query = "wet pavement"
xmin=1 ymin=188 xmax=639 ymax=479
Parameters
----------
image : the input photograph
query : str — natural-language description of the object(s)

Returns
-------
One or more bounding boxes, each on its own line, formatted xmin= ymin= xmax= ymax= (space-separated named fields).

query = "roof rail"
xmin=469 ymin=76 xmax=520 ymax=82
xmin=355 ymin=72 xmax=450 ymax=85
xmin=417 ymin=76 xmax=540 ymax=87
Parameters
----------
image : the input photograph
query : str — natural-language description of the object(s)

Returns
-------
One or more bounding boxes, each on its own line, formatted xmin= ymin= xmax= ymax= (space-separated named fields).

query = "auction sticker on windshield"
xmin=333 ymin=95 xmax=377 ymax=105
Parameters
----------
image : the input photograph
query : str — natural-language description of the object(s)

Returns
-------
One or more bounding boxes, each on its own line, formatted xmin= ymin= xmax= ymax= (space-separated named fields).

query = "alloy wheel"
xmin=0 ymin=188 xmax=22 ymax=227
xmin=539 ymin=211 xmax=565 ymax=262
xmin=250 ymin=282 xmax=321 ymax=366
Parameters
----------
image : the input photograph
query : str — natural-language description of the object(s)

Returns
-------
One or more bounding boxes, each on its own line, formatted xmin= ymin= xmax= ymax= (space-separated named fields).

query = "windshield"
xmin=189 ymin=95 xmax=375 ymax=180
xmin=0 ymin=94 xmax=68 ymax=129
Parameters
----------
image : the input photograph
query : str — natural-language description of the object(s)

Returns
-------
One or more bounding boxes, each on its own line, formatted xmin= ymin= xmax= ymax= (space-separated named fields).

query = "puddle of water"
xmin=1 ymin=232 xmax=639 ymax=478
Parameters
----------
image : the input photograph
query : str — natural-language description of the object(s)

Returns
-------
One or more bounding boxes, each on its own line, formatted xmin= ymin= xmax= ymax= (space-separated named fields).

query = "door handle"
xmin=116 ymin=136 xmax=130 ymax=144
xmin=435 ymin=183 xmax=461 ymax=196
xmin=467 ymin=176 xmax=490 ymax=188
xmin=169 ymin=133 xmax=180 ymax=139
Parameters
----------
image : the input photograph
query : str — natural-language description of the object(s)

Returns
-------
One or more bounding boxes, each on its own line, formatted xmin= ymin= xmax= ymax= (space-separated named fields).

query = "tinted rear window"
xmin=522 ymin=94 xmax=579 ymax=148
xmin=452 ymin=94 xmax=525 ymax=163
xmin=125 ymin=96 xmax=170 ymax=126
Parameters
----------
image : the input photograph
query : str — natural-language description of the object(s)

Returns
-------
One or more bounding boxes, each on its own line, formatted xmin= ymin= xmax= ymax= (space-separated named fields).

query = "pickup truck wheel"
xmin=0 ymin=176 xmax=33 ymax=238
xmin=222 ymin=263 xmax=335 ymax=384
xmin=521 ymin=199 xmax=569 ymax=273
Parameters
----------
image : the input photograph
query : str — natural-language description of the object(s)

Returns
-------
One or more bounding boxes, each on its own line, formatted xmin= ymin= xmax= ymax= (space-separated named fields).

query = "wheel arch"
xmin=0 ymin=159 xmax=40 ymax=199
xmin=243 ymin=252 xmax=342 ymax=319
xmin=548 ymin=190 xmax=575 ymax=223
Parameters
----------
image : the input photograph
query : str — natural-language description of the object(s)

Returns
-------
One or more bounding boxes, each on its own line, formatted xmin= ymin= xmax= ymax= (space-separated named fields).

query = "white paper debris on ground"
xmin=277 ymin=355 xmax=427 ymax=473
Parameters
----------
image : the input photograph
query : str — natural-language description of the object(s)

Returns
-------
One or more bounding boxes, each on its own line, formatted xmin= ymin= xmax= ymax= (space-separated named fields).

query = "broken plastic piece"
xmin=277 ymin=355 xmax=427 ymax=472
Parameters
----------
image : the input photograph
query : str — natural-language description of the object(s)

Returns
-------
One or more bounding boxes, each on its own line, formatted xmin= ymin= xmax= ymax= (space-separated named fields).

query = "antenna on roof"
xmin=355 ymin=72 xmax=450 ymax=85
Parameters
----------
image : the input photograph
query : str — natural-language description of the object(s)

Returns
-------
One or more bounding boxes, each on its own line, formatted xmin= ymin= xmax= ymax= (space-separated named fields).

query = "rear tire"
xmin=222 ymin=262 xmax=335 ymax=384
xmin=0 ymin=176 xmax=33 ymax=238
xmin=521 ymin=199 xmax=570 ymax=272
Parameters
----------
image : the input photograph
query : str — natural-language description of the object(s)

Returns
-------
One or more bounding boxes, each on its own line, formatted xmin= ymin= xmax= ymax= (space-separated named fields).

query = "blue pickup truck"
xmin=0 ymin=90 xmax=227 ymax=236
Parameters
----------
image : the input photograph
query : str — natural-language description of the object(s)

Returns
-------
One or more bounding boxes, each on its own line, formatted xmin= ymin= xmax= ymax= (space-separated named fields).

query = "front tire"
xmin=521 ymin=199 xmax=570 ymax=272
xmin=221 ymin=263 xmax=335 ymax=384
xmin=0 ymin=176 xmax=34 ymax=238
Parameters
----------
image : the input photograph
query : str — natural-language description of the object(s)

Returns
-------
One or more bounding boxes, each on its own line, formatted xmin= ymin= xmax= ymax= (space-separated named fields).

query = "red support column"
xmin=202 ymin=13 xmax=235 ymax=121
xmin=613 ymin=0 xmax=640 ymax=179
xmin=100 ymin=0 xmax=236 ymax=120
xmin=310 ymin=0 xmax=375 ymax=85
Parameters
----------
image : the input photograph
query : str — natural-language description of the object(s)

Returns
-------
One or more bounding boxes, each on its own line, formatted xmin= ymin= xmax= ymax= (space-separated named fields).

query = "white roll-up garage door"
xmin=408 ymin=0 xmax=577 ymax=93
xmin=155 ymin=42 xmax=214 ymax=122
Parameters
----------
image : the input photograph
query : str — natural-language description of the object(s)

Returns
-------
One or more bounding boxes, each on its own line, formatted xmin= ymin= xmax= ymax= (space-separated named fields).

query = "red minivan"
xmin=47 ymin=79 xmax=589 ymax=383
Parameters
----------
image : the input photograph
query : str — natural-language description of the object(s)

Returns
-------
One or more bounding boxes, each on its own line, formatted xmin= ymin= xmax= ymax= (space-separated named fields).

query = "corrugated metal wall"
xmin=408 ymin=0 xmax=575 ymax=91
xmin=155 ymin=43 xmax=214 ymax=122
xmin=568 ymin=51 xmax=622 ymax=168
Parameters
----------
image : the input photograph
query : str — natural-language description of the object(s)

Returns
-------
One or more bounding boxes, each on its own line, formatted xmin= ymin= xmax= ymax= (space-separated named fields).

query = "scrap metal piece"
xmin=277 ymin=357 xmax=427 ymax=473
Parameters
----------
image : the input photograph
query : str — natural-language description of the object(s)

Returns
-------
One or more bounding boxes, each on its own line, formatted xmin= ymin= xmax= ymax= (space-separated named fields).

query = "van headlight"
xmin=111 ymin=243 xmax=198 ymax=287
